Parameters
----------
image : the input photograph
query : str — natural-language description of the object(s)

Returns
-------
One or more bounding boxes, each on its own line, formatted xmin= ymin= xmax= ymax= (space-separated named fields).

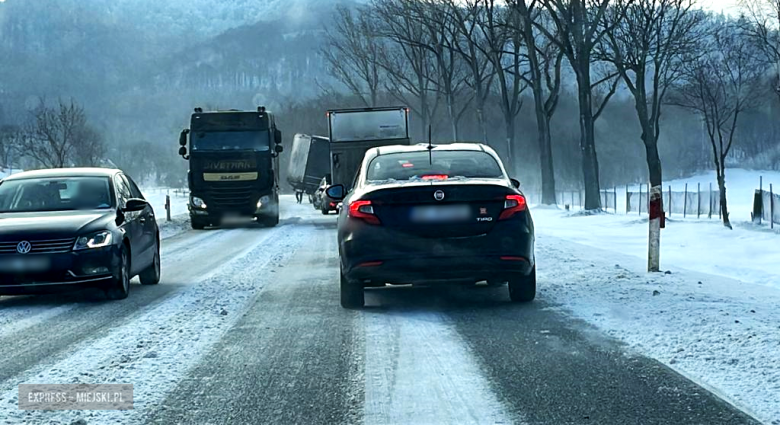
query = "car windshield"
xmin=365 ymin=150 xmax=504 ymax=183
xmin=191 ymin=131 xmax=270 ymax=152
xmin=0 ymin=177 xmax=113 ymax=213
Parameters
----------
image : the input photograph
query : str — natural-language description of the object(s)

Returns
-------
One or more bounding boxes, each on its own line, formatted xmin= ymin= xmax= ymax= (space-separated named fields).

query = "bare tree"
xmin=444 ymin=0 xmax=497 ymax=145
xmin=374 ymin=0 xmax=472 ymax=140
xmin=601 ymin=0 xmax=703 ymax=270
xmin=509 ymin=0 xmax=563 ymax=204
xmin=740 ymin=0 xmax=780 ymax=100
xmin=322 ymin=6 xmax=383 ymax=107
xmin=0 ymin=125 xmax=22 ymax=171
xmin=373 ymin=0 xmax=441 ymax=139
xmin=22 ymin=98 xmax=104 ymax=169
xmin=474 ymin=0 xmax=529 ymax=173
xmin=672 ymin=23 xmax=766 ymax=229
xmin=537 ymin=0 xmax=629 ymax=210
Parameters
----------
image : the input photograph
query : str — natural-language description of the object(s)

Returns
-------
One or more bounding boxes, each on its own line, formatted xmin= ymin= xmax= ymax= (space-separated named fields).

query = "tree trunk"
xmin=576 ymin=64 xmax=601 ymax=210
xmin=505 ymin=116 xmax=516 ymax=176
xmin=476 ymin=106 xmax=489 ymax=146
xmin=539 ymin=117 xmax=557 ymax=204
xmin=717 ymin=167 xmax=732 ymax=229
xmin=446 ymin=92 xmax=458 ymax=140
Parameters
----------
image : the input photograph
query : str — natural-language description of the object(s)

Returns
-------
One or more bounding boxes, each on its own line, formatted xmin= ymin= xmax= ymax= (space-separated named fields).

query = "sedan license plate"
xmin=410 ymin=205 xmax=471 ymax=223
xmin=0 ymin=256 xmax=51 ymax=273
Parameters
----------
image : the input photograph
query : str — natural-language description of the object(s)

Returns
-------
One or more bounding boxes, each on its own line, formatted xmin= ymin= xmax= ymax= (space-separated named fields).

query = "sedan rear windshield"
xmin=0 ymin=177 xmax=113 ymax=213
xmin=366 ymin=150 xmax=504 ymax=183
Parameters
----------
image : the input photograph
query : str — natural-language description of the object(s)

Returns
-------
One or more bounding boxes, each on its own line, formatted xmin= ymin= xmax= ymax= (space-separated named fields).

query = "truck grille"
xmin=205 ymin=183 xmax=255 ymax=210
xmin=0 ymin=238 xmax=76 ymax=255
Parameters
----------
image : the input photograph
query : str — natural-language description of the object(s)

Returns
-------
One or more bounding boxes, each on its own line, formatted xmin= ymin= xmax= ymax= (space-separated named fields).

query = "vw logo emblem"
xmin=16 ymin=241 xmax=32 ymax=255
xmin=433 ymin=190 xmax=445 ymax=201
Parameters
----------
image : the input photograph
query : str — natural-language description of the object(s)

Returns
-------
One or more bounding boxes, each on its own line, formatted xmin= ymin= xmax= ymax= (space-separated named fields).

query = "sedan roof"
xmin=373 ymin=142 xmax=490 ymax=156
xmin=2 ymin=167 xmax=121 ymax=181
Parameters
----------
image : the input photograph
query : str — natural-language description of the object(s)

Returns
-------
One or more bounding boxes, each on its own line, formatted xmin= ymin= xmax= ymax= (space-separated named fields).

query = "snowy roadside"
xmin=0 ymin=224 xmax=309 ymax=425
xmin=140 ymin=187 xmax=190 ymax=240
xmin=537 ymin=235 xmax=780 ymax=424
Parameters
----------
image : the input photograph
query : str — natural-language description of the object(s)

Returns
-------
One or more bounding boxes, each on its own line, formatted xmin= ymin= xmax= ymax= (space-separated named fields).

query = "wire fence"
xmin=753 ymin=178 xmax=780 ymax=229
xmin=626 ymin=184 xmax=721 ymax=219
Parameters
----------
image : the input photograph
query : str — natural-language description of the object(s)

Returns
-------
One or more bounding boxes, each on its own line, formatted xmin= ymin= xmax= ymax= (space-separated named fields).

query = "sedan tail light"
xmin=348 ymin=200 xmax=381 ymax=225
xmin=498 ymin=194 xmax=527 ymax=220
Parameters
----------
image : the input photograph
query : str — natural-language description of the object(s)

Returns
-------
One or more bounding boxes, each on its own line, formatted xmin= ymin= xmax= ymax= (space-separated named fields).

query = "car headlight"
xmin=191 ymin=196 xmax=206 ymax=209
xmin=74 ymin=231 xmax=113 ymax=250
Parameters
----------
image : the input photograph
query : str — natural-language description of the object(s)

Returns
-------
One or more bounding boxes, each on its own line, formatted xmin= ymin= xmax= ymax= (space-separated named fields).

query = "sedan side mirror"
xmin=326 ymin=184 xmax=345 ymax=201
xmin=123 ymin=198 xmax=149 ymax=212
xmin=510 ymin=178 xmax=521 ymax=189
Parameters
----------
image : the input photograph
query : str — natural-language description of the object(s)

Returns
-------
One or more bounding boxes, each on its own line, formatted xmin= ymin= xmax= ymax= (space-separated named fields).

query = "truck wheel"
xmin=340 ymin=269 xmax=364 ymax=309
xmin=258 ymin=214 xmax=279 ymax=227
xmin=508 ymin=267 xmax=536 ymax=303
xmin=191 ymin=219 xmax=206 ymax=230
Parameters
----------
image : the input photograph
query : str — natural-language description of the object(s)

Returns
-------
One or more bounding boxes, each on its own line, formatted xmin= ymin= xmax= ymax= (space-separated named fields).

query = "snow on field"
xmin=539 ymin=236 xmax=780 ymax=424
xmin=0 ymin=225 xmax=309 ymax=425
xmin=532 ymin=169 xmax=780 ymax=423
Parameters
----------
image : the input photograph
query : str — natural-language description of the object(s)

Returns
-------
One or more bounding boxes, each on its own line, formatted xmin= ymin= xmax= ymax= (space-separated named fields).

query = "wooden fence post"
xmin=571 ymin=191 xmax=574 ymax=210
xmin=684 ymin=183 xmax=688 ymax=218
xmin=668 ymin=185 xmax=672 ymax=217
xmin=772 ymin=184 xmax=775 ymax=230
xmin=614 ymin=186 xmax=617 ymax=214
xmin=709 ymin=182 xmax=712 ymax=219
xmin=697 ymin=183 xmax=701 ymax=219
xmin=626 ymin=186 xmax=629 ymax=214
xmin=639 ymin=184 xmax=642 ymax=216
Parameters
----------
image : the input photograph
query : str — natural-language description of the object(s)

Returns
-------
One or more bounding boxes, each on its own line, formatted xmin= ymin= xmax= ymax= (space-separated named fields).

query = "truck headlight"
xmin=74 ymin=231 xmax=113 ymax=250
xmin=256 ymin=195 xmax=271 ymax=209
xmin=191 ymin=196 xmax=206 ymax=209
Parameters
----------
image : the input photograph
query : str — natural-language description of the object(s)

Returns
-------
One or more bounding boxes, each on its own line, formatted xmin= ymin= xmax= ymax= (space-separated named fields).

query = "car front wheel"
xmin=508 ymin=266 xmax=536 ymax=303
xmin=340 ymin=269 xmax=364 ymax=309
xmin=105 ymin=247 xmax=130 ymax=300
xmin=140 ymin=245 xmax=160 ymax=285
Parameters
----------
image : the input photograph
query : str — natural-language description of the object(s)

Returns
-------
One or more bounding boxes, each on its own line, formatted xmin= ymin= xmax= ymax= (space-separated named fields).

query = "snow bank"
xmin=538 ymin=235 xmax=780 ymax=424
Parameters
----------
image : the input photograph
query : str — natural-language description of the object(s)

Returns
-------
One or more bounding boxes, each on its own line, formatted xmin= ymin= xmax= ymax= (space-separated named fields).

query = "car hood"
xmin=0 ymin=210 xmax=116 ymax=240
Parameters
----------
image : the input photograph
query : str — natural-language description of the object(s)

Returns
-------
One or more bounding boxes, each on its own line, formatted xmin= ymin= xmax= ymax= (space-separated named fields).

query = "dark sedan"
xmin=327 ymin=143 xmax=536 ymax=308
xmin=0 ymin=168 xmax=160 ymax=300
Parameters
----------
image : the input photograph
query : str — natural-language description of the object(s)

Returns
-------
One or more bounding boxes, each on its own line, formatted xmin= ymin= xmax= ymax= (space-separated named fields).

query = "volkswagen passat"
xmin=0 ymin=168 xmax=160 ymax=300
xmin=327 ymin=143 xmax=535 ymax=308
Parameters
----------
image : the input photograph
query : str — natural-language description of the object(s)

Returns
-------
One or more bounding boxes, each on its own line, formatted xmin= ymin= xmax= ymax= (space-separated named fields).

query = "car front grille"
xmin=0 ymin=238 xmax=76 ymax=255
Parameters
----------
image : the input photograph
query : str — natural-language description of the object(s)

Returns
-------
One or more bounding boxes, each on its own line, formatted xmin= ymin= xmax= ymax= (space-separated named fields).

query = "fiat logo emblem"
xmin=16 ymin=241 xmax=32 ymax=254
xmin=433 ymin=190 xmax=445 ymax=201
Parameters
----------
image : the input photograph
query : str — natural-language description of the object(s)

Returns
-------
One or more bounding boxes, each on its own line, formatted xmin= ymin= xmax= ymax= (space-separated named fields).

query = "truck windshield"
xmin=330 ymin=109 xmax=407 ymax=142
xmin=192 ymin=131 xmax=270 ymax=152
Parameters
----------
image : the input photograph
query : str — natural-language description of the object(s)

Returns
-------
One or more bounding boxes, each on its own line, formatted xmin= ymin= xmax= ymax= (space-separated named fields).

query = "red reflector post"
xmin=499 ymin=194 xmax=527 ymax=220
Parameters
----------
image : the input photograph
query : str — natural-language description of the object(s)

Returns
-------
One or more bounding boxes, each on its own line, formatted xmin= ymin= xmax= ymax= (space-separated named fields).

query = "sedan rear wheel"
xmin=508 ymin=266 xmax=536 ymax=303
xmin=340 ymin=269 xmax=364 ymax=309
xmin=105 ymin=247 xmax=130 ymax=300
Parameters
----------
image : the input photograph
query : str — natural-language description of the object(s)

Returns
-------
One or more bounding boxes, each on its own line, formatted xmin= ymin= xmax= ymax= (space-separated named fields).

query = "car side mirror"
xmin=123 ymin=198 xmax=148 ymax=212
xmin=274 ymin=145 xmax=284 ymax=154
xmin=178 ymin=146 xmax=187 ymax=157
xmin=179 ymin=129 xmax=189 ymax=146
xmin=510 ymin=178 xmax=521 ymax=189
xmin=326 ymin=184 xmax=345 ymax=201
xmin=274 ymin=129 xmax=282 ymax=145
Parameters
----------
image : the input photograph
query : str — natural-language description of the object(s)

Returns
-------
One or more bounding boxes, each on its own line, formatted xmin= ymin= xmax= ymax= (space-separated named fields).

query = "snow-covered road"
xmin=0 ymin=196 xmax=771 ymax=424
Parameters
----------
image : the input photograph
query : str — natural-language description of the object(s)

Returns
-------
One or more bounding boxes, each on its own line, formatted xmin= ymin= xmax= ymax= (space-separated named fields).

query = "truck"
xmin=320 ymin=106 xmax=411 ymax=214
xmin=286 ymin=134 xmax=330 ymax=203
xmin=178 ymin=106 xmax=284 ymax=229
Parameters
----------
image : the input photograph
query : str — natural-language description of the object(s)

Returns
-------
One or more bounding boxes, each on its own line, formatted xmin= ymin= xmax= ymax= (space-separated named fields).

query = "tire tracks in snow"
xmin=0 ymin=223 xmax=308 ymax=425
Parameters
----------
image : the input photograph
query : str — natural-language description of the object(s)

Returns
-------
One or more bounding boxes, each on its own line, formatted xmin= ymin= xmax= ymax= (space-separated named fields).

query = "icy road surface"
xmin=0 ymin=196 xmax=769 ymax=424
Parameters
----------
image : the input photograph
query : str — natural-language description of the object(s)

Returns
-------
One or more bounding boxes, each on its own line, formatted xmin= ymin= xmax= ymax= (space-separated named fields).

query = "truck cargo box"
xmin=286 ymin=134 xmax=330 ymax=194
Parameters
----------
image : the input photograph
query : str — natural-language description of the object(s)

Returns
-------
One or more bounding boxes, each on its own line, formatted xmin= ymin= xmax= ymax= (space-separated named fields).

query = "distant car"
xmin=316 ymin=175 xmax=339 ymax=215
xmin=0 ymin=168 xmax=160 ymax=300
xmin=328 ymin=143 xmax=536 ymax=308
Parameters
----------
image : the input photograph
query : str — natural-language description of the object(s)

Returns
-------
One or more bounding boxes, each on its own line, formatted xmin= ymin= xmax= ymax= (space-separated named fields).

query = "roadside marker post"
xmin=165 ymin=195 xmax=171 ymax=222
